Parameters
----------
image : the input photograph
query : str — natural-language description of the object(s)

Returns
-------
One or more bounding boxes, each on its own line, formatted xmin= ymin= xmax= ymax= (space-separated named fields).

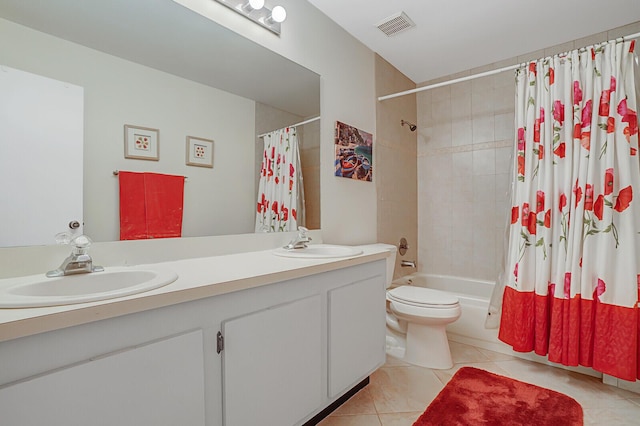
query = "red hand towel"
xmin=119 ymin=171 xmax=147 ymax=240
xmin=144 ymin=172 xmax=184 ymax=239
xmin=119 ymin=171 xmax=184 ymax=240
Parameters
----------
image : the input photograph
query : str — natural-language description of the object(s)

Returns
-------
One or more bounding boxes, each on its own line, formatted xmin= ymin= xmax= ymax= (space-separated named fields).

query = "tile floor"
xmin=318 ymin=341 xmax=640 ymax=425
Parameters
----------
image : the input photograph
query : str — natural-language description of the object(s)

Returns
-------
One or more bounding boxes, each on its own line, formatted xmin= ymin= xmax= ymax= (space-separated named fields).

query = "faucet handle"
xmin=54 ymin=231 xmax=73 ymax=245
xmin=298 ymin=226 xmax=311 ymax=242
xmin=72 ymin=234 xmax=92 ymax=247
xmin=71 ymin=235 xmax=93 ymax=255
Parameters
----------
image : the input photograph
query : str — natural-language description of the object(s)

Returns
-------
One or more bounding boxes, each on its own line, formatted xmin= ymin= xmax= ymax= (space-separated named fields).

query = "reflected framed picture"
xmin=124 ymin=125 xmax=159 ymax=161
xmin=186 ymin=136 xmax=214 ymax=168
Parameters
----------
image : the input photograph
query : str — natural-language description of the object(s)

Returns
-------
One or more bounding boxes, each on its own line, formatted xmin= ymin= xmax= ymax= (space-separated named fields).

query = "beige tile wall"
xmin=417 ymin=21 xmax=640 ymax=281
xmin=375 ymin=54 xmax=418 ymax=280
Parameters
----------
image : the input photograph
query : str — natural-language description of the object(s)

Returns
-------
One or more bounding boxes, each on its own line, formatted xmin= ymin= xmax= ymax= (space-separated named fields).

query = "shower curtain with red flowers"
xmin=255 ymin=127 xmax=303 ymax=232
xmin=499 ymin=40 xmax=640 ymax=381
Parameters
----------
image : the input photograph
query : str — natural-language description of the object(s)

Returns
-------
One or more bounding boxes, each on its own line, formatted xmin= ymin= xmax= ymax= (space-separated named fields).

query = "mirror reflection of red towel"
xmin=119 ymin=171 xmax=184 ymax=240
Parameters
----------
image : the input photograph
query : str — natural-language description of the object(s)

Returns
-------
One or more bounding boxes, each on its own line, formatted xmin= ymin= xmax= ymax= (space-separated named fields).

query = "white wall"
xmin=175 ymin=0 xmax=378 ymax=245
xmin=0 ymin=18 xmax=256 ymax=243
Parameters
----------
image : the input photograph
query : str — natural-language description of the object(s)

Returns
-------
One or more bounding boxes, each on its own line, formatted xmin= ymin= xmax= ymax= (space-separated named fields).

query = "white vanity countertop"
xmin=0 ymin=245 xmax=388 ymax=343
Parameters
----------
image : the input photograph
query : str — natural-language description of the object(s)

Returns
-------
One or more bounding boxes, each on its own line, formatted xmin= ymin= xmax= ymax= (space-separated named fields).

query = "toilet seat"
xmin=387 ymin=285 xmax=459 ymax=308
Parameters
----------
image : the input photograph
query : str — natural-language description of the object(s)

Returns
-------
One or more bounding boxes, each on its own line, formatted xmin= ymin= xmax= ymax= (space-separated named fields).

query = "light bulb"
xmin=248 ymin=0 xmax=264 ymax=9
xmin=271 ymin=5 xmax=286 ymax=23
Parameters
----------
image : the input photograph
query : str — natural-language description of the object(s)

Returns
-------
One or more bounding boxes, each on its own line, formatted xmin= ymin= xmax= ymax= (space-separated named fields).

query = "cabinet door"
xmin=328 ymin=275 xmax=386 ymax=397
xmin=0 ymin=330 xmax=206 ymax=426
xmin=222 ymin=295 xmax=322 ymax=426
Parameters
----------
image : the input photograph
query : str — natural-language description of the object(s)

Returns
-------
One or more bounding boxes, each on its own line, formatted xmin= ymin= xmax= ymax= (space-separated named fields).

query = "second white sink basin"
xmin=0 ymin=266 xmax=178 ymax=308
xmin=272 ymin=244 xmax=363 ymax=259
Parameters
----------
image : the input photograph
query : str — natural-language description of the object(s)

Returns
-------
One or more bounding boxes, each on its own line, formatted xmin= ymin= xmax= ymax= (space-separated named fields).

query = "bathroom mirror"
xmin=0 ymin=0 xmax=320 ymax=247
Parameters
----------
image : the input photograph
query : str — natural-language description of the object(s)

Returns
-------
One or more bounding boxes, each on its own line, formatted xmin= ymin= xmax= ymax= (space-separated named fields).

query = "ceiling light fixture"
xmin=269 ymin=5 xmax=286 ymax=23
xmin=214 ymin=0 xmax=286 ymax=36
xmin=241 ymin=0 xmax=264 ymax=12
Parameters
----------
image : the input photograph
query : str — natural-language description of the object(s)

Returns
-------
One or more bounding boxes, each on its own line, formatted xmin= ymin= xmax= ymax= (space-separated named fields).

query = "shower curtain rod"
xmin=378 ymin=31 xmax=640 ymax=102
xmin=258 ymin=116 xmax=321 ymax=138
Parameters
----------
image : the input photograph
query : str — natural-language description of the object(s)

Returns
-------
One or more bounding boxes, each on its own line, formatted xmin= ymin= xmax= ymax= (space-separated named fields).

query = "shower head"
xmin=401 ymin=119 xmax=417 ymax=132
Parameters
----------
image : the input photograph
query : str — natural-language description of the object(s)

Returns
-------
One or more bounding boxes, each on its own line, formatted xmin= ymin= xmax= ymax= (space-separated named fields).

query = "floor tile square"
xmin=378 ymin=412 xmax=422 ymax=426
xmin=369 ymin=366 xmax=443 ymax=413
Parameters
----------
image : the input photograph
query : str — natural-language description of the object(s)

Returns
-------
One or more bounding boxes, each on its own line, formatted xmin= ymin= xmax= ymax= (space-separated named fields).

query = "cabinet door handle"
xmin=217 ymin=331 xmax=224 ymax=354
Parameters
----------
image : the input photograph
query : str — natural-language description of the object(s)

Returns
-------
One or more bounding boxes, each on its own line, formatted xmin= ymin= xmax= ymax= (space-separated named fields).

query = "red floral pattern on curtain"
xmin=499 ymin=40 xmax=640 ymax=381
xmin=255 ymin=127 xmax=302 ymax=232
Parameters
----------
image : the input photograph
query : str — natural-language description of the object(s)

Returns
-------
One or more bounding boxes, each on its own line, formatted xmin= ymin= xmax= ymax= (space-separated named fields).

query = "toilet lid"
xmin=387 ymin=285 xmax=459 ymax=306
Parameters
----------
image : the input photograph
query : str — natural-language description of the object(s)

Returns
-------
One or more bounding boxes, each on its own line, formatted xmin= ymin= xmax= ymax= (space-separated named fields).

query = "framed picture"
xmin=186 ymin=136 xmax=214 ymax=168
xmin=334 ymin=121 xmax=373 ymax=182
xmin=124 ymin=125 xmax=159 ymax=161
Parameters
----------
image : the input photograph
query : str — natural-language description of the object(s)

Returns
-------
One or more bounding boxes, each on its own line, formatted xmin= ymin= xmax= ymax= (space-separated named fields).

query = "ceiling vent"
xmin=376 ymin=11 xmax=415 ymax=37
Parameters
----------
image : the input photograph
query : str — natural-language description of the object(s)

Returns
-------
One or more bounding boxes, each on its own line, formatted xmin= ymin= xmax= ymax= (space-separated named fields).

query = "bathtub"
xmin=390 ymin=273 xmax=502 ymax=350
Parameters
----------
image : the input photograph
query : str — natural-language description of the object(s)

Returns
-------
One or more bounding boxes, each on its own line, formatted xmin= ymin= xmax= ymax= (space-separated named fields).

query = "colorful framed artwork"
xmin=186 ymin=136 xmax=214 ymax=168
xmin=334 ymin=121 xmax=373 ymax=182
xmin=124 ymin=125 xmax=159 ymax=161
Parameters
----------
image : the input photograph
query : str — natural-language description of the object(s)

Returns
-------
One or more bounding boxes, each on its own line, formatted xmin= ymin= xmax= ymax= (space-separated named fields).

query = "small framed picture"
xmin=124 ymin=125 xmax=159 ymax=161
xmin=186 ymin=136 xmax=214 ymax=168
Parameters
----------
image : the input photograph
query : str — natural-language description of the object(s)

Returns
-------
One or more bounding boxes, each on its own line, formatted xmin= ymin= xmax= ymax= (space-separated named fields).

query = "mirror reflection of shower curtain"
xmin=255 ymin=126 xmax=305 ymax=232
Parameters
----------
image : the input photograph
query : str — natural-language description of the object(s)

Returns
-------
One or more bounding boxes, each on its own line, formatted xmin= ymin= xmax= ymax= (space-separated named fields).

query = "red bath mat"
xmin=413 ymin=366 xmax=583 ymax=425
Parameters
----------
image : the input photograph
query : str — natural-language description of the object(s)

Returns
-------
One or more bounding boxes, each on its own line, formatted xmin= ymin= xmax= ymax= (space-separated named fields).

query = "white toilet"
xmin=372 ymin=243 xmax=461 ymax=369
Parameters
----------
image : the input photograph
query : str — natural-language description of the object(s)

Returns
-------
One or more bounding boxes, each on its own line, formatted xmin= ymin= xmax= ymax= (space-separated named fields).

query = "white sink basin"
xmin=272 ymin=244 xmax=363 ymax=259
xmin=0 ymin=266 xmax=178 ymax=308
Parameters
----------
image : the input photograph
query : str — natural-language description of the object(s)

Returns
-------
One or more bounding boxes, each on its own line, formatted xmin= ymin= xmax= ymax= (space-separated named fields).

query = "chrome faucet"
xmin=46 ymin=235 xmax=104 ymax=277
xmin=283 ymin=226 xmax=312 ymax=250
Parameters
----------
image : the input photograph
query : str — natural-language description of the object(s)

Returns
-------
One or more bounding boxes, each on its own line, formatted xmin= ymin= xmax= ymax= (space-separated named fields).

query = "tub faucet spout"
xmin=401 ymin=260 xmax=416 ymax=268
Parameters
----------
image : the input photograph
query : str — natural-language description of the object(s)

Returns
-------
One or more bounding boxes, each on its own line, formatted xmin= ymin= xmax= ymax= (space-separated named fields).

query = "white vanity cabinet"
xmin=0 ymin=330 xmax=207 ymax=426
xmin=328 ymin=275 xmax=386 ymax=397
xmin=218 ymin=259 xmax=386 ymax=425
xmin=222 ymin=295 xmax=323 ymax=426
xmin=0 ymin=258 xmax=386 ymax=426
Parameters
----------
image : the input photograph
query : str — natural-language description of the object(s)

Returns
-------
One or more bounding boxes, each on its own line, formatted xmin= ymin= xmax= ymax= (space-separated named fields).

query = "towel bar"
xmin=113 ymin=170 xmax=187 ymax=180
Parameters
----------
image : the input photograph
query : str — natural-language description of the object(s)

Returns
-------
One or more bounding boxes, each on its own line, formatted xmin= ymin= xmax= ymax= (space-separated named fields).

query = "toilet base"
xmin=385 ymin=331 xmax=406 ymax=360
xmin=404 ymin=322 xmax=453 ymax=369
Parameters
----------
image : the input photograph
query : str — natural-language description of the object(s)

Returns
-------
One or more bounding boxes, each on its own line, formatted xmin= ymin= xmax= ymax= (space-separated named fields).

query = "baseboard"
xmin=302 ymin=377 xmax=370 ymax=426
xmin=603 ymin=374 xmax=640 ymax=393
